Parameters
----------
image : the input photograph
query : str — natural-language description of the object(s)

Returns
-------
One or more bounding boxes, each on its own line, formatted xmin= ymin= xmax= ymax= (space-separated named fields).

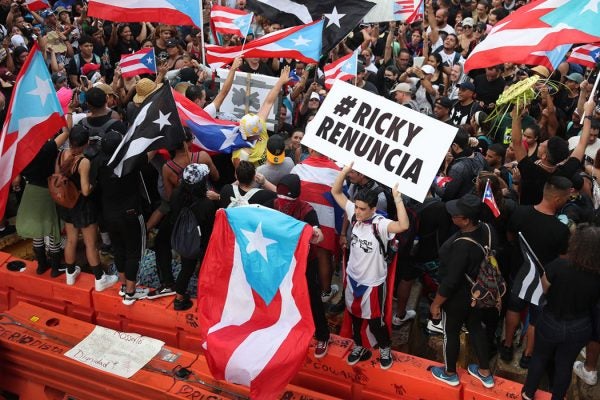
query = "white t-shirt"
xmin=345 ymin=201 xmax=394 ymax=287
xmin=568 ymin=135 xmax=600 ymax=161
xmin=204 ymin=102 xmax=217 ymax=118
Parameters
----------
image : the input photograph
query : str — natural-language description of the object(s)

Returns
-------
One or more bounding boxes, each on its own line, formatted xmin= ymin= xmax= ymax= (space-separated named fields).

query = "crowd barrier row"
xmin=0 ymin=252 xmax=549 ymax=399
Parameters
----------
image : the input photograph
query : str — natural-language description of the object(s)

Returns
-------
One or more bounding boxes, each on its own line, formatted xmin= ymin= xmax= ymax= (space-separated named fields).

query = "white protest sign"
xmin=64 ymin=326 xmax=164 ymax=378
xmin=215 ymin=69 xmax=279 ymax=131
xmin=303 ymin=80 xmax=457 ymax=202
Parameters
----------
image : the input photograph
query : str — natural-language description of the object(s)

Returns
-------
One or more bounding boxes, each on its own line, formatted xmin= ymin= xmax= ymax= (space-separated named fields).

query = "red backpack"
xmin=48 ymin=151 xmax=83 ymax=209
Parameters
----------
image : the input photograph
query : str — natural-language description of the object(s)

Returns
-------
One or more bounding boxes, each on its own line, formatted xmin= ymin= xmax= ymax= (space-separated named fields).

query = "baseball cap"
xmin=266 ymin=134 xmax=286 ymax=165
xmin=436 ymin=96 xmax=454 ymax=109
xmin=457 ymin=80 xmax=476 ymax=92
xmin=421 ymin=64 xmax=435 ymax=75
xmin=445 ymin=194 xmax=482 ymax=219
xmin=390 ymin=82 xmax=412 ymax=94
xmin=309 ymin=92 xmax=321 ymax=101
xmin=461 ymin=17 xmax=475 ymax=27
xmin=565 ymin=72 xmax=584 ymax=84
xmin=165 ymin=38 xmax=178 ymax=48
xmin=81 ymin=63 xmax=100 ymax=76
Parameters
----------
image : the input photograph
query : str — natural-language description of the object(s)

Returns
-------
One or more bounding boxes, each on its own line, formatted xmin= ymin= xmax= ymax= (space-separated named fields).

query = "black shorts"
xmin=395 ymin=257 xmax=420 ymax=281
xmin=506 ymin=291 xmax=541 ymax=325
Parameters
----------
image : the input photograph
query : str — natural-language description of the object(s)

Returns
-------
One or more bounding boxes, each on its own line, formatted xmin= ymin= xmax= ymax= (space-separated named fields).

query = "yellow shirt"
xmin=232 ymin=129 xmax=268 ymax=167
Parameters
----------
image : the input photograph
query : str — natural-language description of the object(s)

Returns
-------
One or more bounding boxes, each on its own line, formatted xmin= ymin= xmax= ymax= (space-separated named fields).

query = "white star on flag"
xmin=241 ymin=222 xmax=277 ymax=262
xmin=153 ymin=110 xmax=172 ymax=130
xmin=324 ymin=6 xmax=345 ymax=28
xmin=582 ymin=0 xmax=600 ymax=14
xmin=145 ymin=56 xmax=154 ymax=64
xmin=218 ymin=128 xmax=238 ymax=151
xmin=27 ymin=76 xmax=52 ymax=107
xmin=343 ymin=62 xmax=354 ymax=72
xmin=291 ymin=34 xmax=311 ymax=47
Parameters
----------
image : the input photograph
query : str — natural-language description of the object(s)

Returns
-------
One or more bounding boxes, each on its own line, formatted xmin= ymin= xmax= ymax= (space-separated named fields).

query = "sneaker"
xmin=118 ymin=284 xmax=126 ymax=297
xmin=314 ymin=340 xmax=329 ymax=359
xmin=147 ymin=284 xmax=176 ymax=299
xmin=66 ymin=266 xmax=81 ymax=285
xmin=392 ymin=310 xmax=417 ymax=327
xmin=379 ymin=347 xmax=393 ymax=370
xmin=580 ymin=347 xmax=587 ymax=359
xmin=99 ymin=243 xmax=113 ymax=255
xmin=467 ymin=364 xmax=495 ymax=388
xmin=122 ymin=287 xmax=150 ymax=306
xmin=321 ymin=284 xmax=339 ymax=303
xmin=347 ymin=345 xmax=371 ymax=365
xmin=499 ymin=344 xmax=514 ymax=362
xmin=426 ymin=319 xmax=444 ymax=334
xmin=430 ymin=366 xmax=460 ymax=386
xmin=174 ymin=295 xmax=193 ymax=311
xmin=573 ymin=361 xmax=598 ymax=385
xmin=51 ymin=265 xmax=66 ymax=278
xmin=0 ymin=224 xmax=16 ymax=237
xmin=95 ymin=273 xmax=119 ymax=292
xmin=519 ymin=354 xmax=531 ymax=369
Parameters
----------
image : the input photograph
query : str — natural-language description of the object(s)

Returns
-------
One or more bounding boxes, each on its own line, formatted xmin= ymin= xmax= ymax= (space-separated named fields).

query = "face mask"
xmin=384 ymin=77 xmax=394 ymax=84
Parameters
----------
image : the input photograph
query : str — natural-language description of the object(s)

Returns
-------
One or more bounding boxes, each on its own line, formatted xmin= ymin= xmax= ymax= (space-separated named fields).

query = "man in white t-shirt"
xmin=331 ymin=162 xmax=410 ymax=370
xmin=568 ymin=119 xmax=600 ymax=162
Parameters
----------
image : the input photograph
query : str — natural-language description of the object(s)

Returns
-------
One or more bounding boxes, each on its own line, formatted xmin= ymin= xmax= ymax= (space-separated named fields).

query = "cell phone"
xmin=80 ymin=75 xmax=89 ymax=87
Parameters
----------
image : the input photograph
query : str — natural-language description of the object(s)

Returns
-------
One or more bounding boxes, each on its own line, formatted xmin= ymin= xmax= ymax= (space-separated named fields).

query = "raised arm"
xmin=571 ymin=100 xmax=596 ymax=162
xmin=211 ymin=57 xmax=242 ymax=112
xmin=511 ymin=106 xmax=527 ymax=162
xmin=386 ymin=183 xmax=410 ymax=234
xmin=331 ymin=162 xmax=352 ymax=210
xmin=258 ymin=65 xmax=290 ymax=122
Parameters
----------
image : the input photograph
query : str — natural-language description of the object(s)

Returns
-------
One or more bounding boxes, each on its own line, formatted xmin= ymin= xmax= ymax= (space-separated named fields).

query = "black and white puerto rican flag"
xmin=246 ymin=0 xmax=376 ymax=54
xmin=512 ymin=232 xmax=546 ymax=306
xmin=109 ymin=84 xmax=185 ymax=177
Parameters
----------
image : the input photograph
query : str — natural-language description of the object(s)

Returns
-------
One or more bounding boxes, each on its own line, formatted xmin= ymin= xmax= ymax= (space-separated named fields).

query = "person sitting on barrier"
xmin=429 ymin=193 xmax=498 ymax=389
xmin=331 ymin=162 xmax=410 ymax=370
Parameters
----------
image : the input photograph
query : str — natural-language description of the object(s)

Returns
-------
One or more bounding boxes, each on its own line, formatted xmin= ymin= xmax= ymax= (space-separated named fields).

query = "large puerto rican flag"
xmin=206 ymin=20 xmax=323 ymax=68
xmin=88 ymin=0 xmax=202 ymax=27
xmin=173 ymin=90 xmax=252 ymax=154
xmin=291 ymin=155 xmax=341 ymax=253
xmin=0 ymin=44 xmax=66 ymax=218
xmin=465 ymin=0 xmax=600 ymax=72
xmin=210 ymin=5 xmax=253 ymax=39
xmin=198 ymin=206 xmax=314 ymax=399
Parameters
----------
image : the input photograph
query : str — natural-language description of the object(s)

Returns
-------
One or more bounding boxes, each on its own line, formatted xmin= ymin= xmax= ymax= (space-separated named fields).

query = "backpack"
xmin=228 ymin=186 xmax=260 ymax=208
xmin=453 ymin=223 xmax=506 ymax=312
xmin=48 ymin=151 xmax=83 ymax=209
xmin=171 ymin=202 xmax=202 ymax=259
xmin=80 ymin=117 xmax=120 ymax=158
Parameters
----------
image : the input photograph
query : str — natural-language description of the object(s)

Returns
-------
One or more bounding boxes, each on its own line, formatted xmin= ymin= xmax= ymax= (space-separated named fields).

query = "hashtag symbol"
xmin=333 ymin=96 xmax=357 ymax=117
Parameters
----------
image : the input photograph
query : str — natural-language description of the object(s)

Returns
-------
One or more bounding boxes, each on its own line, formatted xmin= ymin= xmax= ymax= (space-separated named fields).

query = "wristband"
xmin=584 ymin=115 xmax=593 ymax=121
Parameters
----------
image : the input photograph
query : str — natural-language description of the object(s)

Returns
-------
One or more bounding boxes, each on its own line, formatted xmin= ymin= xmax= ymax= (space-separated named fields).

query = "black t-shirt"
xmin=474 ymin=74 xmax=505 ymax=109
xmin=544 ymin=258 xmax=600 ymax=320
xmin=219 ymin=185 xmax=277 ymax=208
xmin=449 ymin=100 xmax=480 ymax=126
xmin=518 ymin=156 xmax=582 ymax=205
xmin=21 ymin=140 xmax=58 ymax=187
xmin=80 ymin=113 xmax=127 ymax=135
xmin=413 ymin=199 xmax=452 ymax=263
xmin=97 ymin=164 xmax=143 ymax=218
xmin=240 ymin=61 xmax=276 ymax=76
xmin=508 ymin=205 xmax=570 ymax=267
xmin=438 ymin=222 xmax=498 ymax=301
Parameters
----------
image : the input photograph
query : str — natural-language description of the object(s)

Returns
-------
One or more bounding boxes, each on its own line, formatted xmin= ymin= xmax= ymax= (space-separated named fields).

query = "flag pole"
xmin=200 ymin=2 xmax=207 ymax=66
xmin=580 ymin=66 xmax=600 ymax=123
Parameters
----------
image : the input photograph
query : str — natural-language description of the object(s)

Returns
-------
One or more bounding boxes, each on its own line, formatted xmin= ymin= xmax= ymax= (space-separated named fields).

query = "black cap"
xmin=179 ymin=67 xmax=198 ymax=84
xmin=445 ymin=194 xmax=482 ymax=219
xmin=267 ymin=134 xmax=285 ymax=155
xmin=165 ymin=38 xmax=178 ymax=47
xmin=277 ymin=174 xmax=301 ymax=199
xmin=436 ymin=96 xmax=453 ymax=109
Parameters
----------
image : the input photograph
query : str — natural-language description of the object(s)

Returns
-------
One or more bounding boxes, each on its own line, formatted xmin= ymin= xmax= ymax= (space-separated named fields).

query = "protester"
xmin=331 ymin=162 xmax=410 ymax=369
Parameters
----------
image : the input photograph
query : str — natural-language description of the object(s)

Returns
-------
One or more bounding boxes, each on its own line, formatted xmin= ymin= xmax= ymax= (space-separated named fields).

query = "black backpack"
xmin=351 ymin=215 xmax=399 ymax=264
xmin=171 ymin=202 xmax=202 ymax=259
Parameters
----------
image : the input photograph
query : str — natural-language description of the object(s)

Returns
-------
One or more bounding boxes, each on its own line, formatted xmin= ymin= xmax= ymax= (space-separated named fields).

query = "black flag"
xmin=109 ymin=84 xmax=185 ymax=177
xmin=246 ymin=0 xmax=376 ymax=54
xmin=512 ymin=232 xmax=546 ymax=306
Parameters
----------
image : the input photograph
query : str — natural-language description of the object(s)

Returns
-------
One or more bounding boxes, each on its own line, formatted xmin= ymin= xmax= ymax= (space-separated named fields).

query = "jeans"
xmin=523 ymin=311 xmax=592 ymax=400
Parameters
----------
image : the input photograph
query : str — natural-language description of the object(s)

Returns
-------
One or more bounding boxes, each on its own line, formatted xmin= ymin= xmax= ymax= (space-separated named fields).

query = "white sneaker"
xmin=95 ymin=273 xmax=119 ymax=292
xmin=392 ymin=310 xmax=417 ymax=326
xmin=122 ymin=287 xmax=150 ymax=306
xmin=573 ymin=361 xmax=598 ymax=385
xmin=66 ymin=266 xmax=81 ymax=285
xmin=321 ymin=284 xmax=339 ymax=303
xmin=427 ymin=319 xmax=444 ymax=334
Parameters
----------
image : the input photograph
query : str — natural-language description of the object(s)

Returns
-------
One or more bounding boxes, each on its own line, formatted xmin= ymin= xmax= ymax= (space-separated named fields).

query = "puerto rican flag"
xmin=482 ymin=179 xmax=501 ymax=218
xmin=465 ymin=0 xmax=600 ymax=72
xmin=198 ymin=206 xmax=314 ymax=399
xmin=394 ymin=0 xmax=424 ymax=23
xmin=291 ymin=155 xmax=340 ymax=253
xmin=323 ymin=49 xmax=358 ymax=89
xmin=210 ymin=5 xmax=253 ymax=39
xmin=25 ymin=0 xmax=50 ymax=11
xmin=173 ymin=90 xmax=252 ymax=154
xmin=568 ymin=43 xmax=600 ymax=69
xmin=0 ymin=44 xmax=66 ymax=218
xmin=88 ymin=0 xmax=202 ymax=27
xmin=206 ymin=20 xmax=323 ymax=68
xmin=524 ymin=43 xmax=571 ymax=71
xmin=119 ymin=48 xmax=157 ymax=78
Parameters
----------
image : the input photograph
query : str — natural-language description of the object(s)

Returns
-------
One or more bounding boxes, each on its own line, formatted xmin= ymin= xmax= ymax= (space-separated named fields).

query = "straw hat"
xmin=93 ymin=82 xmax=115 ymax=96
xmin=531 ymin=65 xmax=550 ymax=79
xmin=133 ymin=78 xmax=163 ymax=104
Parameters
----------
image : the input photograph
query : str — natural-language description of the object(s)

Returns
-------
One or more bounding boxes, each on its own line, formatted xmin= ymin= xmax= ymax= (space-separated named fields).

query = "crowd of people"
xmin=0 ymin=0 xmax=600 ymax=398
